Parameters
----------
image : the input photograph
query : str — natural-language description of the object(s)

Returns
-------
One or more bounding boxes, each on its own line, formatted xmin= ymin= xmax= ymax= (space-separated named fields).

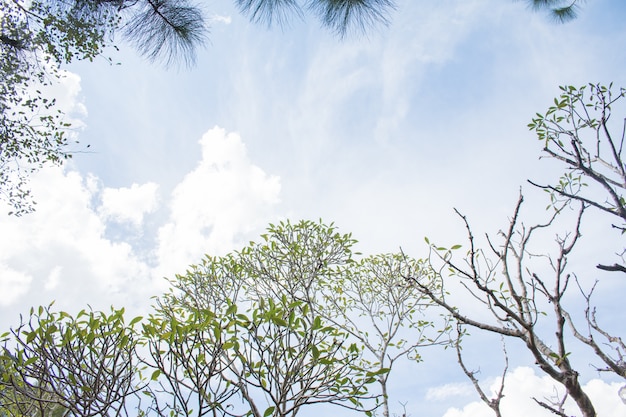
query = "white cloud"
xmin=55 ymin=70 xmax=88 ymax=122
xmin=441 ymin=367 xmax=626 ymax=417
xmin=100 ymin=182 xmax=159 ymax=226
xmin=0 ymin=265 xmax=32 ymax=307
xmin=211 ymin=14 xmax=232 ymax=24
xmin=0 ymin=165 xmax=153 ymax=320
xmin=44 ymin=266 xmax=62 ymax=291
xmin=0 ymin=126 xmax=281 ymax=330
xmin=155 ymin=126 xmax=281 ymax=280
xmin=426 ymin=382 xmax=475 ymax=401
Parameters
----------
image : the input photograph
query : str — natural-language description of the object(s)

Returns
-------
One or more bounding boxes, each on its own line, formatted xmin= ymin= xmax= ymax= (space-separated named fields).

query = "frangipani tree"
xmin=0 ymin=306 xmax=146 ymax=417
xmin=407 ymin=84 xmax=626 ymax=417
xmin=148 ymin=220 xmax=380 ymax=417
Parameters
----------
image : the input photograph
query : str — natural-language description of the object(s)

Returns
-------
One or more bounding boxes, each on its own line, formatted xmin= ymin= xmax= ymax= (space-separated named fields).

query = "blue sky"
xmin=2 ymin=0 xmax=626 ymax=416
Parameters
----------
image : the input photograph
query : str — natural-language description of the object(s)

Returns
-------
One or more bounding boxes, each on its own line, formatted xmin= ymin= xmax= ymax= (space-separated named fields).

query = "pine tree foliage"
xmin=527 ymin=0 xmax=582 ymax=22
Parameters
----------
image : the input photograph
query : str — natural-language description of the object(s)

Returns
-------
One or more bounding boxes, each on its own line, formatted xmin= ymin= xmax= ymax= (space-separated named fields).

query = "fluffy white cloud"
xmin=54 ymin=70 xmax=88 ymax=123
xmin=426 ymin=382 xmax=475 ymax=401
xmin=0 ymin=165 xmax=152 ymax=322
xmin=0 ymin=126 xmax=281 ymax=330
xmin=155 ymin=126 xmax=281 ymax=280
xmin=0 ymin=264 xmax=32 ymax=307
xmin=440 ymin=367 xmax=626 ymax=417
xmin=100 ymin=182 xmax=159 ymax=226
xmin=43 ymin=265 xmax=62 ymax=291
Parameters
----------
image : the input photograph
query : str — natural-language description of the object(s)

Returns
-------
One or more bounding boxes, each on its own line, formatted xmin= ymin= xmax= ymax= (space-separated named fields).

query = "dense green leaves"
xmin=0 ymin=305 xmax=146 ymax=417
xmin=152 ymin=220 xmax=377 ymax=417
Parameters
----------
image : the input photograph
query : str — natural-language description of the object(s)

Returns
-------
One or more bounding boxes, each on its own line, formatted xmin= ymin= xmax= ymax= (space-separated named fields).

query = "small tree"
xmin=141 ymin=299 xmax=240 ymax=417
xmin=149 ymin=220 xmax=380 ymax=417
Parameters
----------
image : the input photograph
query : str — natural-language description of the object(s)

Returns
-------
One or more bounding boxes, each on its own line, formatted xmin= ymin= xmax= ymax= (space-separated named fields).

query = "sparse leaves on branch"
xmin=406 ymin=84 xmax=626 ymax=417
xmin=528 ymin=83 xmax=626 ymax=270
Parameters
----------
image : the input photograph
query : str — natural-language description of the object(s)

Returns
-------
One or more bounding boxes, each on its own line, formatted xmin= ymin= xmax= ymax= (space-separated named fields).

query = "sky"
xmin=2 ymin=0 xmax=626 ymax=416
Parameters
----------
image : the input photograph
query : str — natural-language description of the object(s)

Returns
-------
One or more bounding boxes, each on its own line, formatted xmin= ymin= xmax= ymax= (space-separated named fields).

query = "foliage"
xmin=528 ymin=83 xmax=626 ymax=270
xmin=235 ymin=0 xmax=395 ymax=37
xmin=0 ymin=305 xmax=146 ymax=417
xmin=0 ymin=0 xmax=207 ymax=215
xmin=141 ymin=300 xmax=240 ymax=417
xmin=0 ymin=355 xmax=67 ymax=417
xmin=527 ymin=0 xmax=583 ymax=23
xmin=149 ymin=220 xmax=379 ymax=417
xmin=3 ymin=221 xmax=413 ymax=417
xmin=235 ymin=0 xmax=585 ymax=36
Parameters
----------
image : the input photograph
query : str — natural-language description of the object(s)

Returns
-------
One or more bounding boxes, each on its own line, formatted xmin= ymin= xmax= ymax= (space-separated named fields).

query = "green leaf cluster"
xmin=0 ymin=305 xmax=145 ymax=417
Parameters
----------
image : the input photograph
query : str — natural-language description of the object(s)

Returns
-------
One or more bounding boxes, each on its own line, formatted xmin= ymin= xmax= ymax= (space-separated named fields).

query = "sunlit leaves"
xmin=0 ymin=305 xmax=145 ymax=417
xmin=0 ymin=220 xmax=442 ymax=416
xmin=148 ymin=220 xmax=377 ymax=416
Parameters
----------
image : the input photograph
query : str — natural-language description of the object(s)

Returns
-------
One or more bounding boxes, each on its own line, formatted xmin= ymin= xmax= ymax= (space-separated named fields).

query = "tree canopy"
xmin=1 ymin=220 xmax=444 ymax=417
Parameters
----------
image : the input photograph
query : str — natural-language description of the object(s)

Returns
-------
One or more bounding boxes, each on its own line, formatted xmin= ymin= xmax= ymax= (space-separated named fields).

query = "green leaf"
xmin=226 ymin=304 xmax=237 ymax=315
xmin=222 ymin=341 xmax=236 ymax=350
xmin=263 ymin=406 xmax=275 ymax=417
xmin=274 ymin=317 xmax=288 ymax=326
xmin=312 ymin=345 xmax=320 ymax=360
